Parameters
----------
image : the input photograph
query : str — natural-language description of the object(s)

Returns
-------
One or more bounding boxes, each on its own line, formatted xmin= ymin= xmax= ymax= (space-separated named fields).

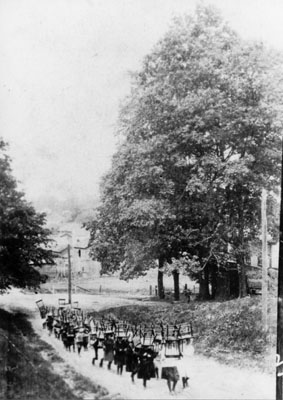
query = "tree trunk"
xmin=229 ymin=268 xmax=240 ymax=298
xmin=237 ymin=192 xmax=248 ymax=298
xmin=173 ymin=270 xmax=180 ymax=301
xmin=238 ymin=257 xmax=247 ymax=297
xmin=210 ymin=264 xmax=217 ymax=300
xmin=158 ymin=257 xmax=165 ymax=299
xmin=215 ymin=269 xmax=230 ymax=300
xmin=198 ymin=267 xmax=210 ymax=300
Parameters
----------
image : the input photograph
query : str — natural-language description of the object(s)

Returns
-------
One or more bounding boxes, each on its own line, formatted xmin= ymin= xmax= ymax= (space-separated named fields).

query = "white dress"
xmin=178 ymin=341 xmax=195 ymax=378
xmin=160 ymin=341 xmax=195 ymax=379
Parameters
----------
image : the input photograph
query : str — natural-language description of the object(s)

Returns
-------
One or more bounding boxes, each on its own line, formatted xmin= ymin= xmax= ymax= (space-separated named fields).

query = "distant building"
xmin=249 ymin=236 xmax=279 ymax=271
xmin=43 ymin=223 xmax=101 ymax=280
xmin=73 ymin=235 xmax=101 ymax=277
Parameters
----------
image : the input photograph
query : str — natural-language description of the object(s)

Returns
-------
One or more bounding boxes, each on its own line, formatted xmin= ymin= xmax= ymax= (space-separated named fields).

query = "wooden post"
xmin=67 ymin=244 xmax=72 ymax=305
xmin=158 ymin=257 xmax=165 ymax=299
xmin=149 ymin=285 xmax=152 ymax=296
xmin=276 ymin=146 xmax=283 ymax=400
xmin=173 ymin=270 xmax=180 ymax=301
xmin=261 ymin=188 xmax=268 ymax=333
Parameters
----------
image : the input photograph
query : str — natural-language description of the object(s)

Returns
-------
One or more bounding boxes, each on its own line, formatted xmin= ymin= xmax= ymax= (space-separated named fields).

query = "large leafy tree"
xmin=0 ymin=139 xmax=54 ymax=292
xmin=86 ymin=141 xmax=176 ymax=297
xmin=88 ymin=5 xmax=282 ymax=299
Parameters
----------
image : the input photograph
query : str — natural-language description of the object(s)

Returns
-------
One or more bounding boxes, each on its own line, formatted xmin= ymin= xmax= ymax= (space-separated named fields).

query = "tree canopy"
xmin=0 ymin=139 xmax=54 ymax=292
xmin=87 ymin=5 xmax=282 ymax=298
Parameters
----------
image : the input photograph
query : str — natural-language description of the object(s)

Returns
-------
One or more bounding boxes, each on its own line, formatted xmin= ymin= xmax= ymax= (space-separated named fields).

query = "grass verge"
xmin=0 ymin=308 xmax=109 ymax=400
xmin=91 ymin=296 xmax=275 ymax=374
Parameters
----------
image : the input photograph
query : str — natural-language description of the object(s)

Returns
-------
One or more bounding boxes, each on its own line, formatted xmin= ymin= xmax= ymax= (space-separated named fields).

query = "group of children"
xmin=43 ymin=309 xmax=195 ymax=393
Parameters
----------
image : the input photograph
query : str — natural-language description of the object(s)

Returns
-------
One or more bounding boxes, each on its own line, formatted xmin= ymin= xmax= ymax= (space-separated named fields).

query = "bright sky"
xmin=0 ymin=0 xmax=283 ymax=208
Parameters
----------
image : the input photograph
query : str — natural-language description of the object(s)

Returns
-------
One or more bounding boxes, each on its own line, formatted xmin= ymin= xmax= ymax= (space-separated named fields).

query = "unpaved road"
xmin=1 ymin=289 xmax=275 ymax=399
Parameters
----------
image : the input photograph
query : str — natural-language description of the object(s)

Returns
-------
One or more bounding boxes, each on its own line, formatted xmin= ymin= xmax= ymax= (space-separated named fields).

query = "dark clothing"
xmin=91 ymin=338 xmax=99 ymax=359
xmin=137 ymin=355 xmax=155 ymax=380
xmin=125 ymin=345 xmax=134 ymax=372
xmin=161 ymin=366 xmax=180 ymax=381
xmin=104 ymin=337 xmax=114 ymax=362
xmin=46 ymin=316 xmax=54 ymax=333
xmin=136 ymin=348 xmax=156 ymax=381
xmin=114 ymin=340 xmax=127 ymax=366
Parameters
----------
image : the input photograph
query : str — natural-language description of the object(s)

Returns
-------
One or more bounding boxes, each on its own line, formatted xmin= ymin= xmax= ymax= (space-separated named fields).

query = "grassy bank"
xmin=92 ymin=296 xmax=275 ymax=374
xmin=0 ymin=308 xmax=109 ymax=400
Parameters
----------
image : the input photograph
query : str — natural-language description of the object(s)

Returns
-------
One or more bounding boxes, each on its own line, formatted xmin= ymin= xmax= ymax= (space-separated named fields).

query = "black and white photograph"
xmin=0 ymin=0 xmax=283 ymax=399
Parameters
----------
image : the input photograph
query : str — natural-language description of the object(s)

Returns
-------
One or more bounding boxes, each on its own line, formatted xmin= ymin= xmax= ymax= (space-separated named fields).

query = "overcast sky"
xmin=1 ymin=0 xmax=283 ymax=208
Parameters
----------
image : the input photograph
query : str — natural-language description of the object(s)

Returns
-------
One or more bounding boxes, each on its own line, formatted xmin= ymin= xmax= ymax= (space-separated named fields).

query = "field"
xmin=40 ymin=269 xmax=199 ymax=298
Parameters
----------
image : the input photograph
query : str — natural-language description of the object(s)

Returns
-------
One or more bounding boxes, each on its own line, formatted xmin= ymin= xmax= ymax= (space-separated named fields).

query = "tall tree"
xmin=88 ymin=5 xmax=282 ymax=299
xmin=0 ymin=140 xmax=54 ymax=292
xmin=86 ymin=141 xmax=176 ymax=297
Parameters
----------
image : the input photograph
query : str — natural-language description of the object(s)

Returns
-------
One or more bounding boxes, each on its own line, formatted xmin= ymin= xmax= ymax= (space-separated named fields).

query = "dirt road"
xmin=1 ymin=289 xmax=275 ymax=399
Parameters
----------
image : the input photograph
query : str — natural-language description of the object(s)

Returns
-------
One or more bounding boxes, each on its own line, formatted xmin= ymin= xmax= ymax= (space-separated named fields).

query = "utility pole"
xmin=261 ymin=188 xmax=268 ymax=333
xmin=67 ymin=244 xmax=72 ymax=305
xmin=277 ymin=202 xmax=283 ymax=399
xmin=276 ymin=144 xmax=283 ymax=399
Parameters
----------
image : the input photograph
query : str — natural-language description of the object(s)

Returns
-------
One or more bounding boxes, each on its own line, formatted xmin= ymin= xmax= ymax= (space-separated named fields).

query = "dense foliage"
xmin=87 ymin=5 xmax=282 ymax=299
xmin=0 ymin=139 xmax=54 ymax=292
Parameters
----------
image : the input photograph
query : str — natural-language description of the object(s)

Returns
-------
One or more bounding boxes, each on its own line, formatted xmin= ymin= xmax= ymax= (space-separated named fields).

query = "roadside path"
xmin=1 ymin=289 xmax=275 ymax=399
